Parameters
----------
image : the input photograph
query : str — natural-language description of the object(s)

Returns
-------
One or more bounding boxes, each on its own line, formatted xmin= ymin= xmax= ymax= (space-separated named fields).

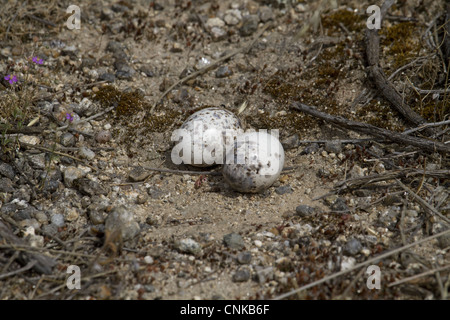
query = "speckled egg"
xmin=171 ymin=107 xmax=243 ymax=167
xmin=222 ymin=131 xmax=285 ymax=193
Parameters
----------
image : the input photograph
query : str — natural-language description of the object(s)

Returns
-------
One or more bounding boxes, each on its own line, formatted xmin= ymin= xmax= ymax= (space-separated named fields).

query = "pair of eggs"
xmin=171 ymin=107 xmax=285 ymax=193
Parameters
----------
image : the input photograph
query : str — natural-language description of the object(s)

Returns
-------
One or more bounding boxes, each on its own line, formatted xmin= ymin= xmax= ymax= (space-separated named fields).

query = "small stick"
xmin=395 ymin=179 xmax=450 ymax=225
xmin=402 ymin=119 xmax=450 ymax=135
xmin=26 ymin=14 xmax=56 ymax=27
xmin=151 ymin=23 xmax=271 ymax=112
xmin=20 ymin=142 xmax=97 ymax=171
xmin=57 ymin=106 xmax=115 ymax=131
xmin=0 ymin=260 xmax=37 ymax=280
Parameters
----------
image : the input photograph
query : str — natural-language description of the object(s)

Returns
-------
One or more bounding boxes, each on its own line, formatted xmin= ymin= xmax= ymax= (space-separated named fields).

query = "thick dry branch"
xmin=291 ymin=102 xmax=450 ymax=154
xmin=365 ymin=0 xmax=431 ymax=132
xmin=0 ymin=220 xmax=57 ymax=275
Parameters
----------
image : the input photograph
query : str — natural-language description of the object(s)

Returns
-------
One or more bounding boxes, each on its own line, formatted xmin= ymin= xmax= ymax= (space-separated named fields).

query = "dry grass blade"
xmin=291 ymin=102 xmax=450 ymax=153
xmin=387 ymin=265 xmax=450 ymax=287
xmin=395 ymin=179 xmax=450 ymax=225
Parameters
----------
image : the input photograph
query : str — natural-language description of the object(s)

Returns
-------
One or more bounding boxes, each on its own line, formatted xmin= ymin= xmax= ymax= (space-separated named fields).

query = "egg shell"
xmin=172 ymin=107 xmax=242 ymax=167
xmin=222 ymin=131 xmax=285 ymax=193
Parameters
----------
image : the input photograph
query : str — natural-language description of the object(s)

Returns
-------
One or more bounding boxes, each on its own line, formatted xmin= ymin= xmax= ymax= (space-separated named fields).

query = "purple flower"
xmin=4 ymin=74 xmax=18 ymax=84
xmin=66 ymin=113 xmax=74 ymax=122
xmin=32 ymin=56 xmax=43 ymax=65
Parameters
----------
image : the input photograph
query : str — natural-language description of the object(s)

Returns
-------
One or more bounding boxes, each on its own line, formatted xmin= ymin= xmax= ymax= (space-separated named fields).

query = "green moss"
xmin=90 ymin=85 xmax=122 ymax=108
xmin=90 ymin=85 xmax=182 ymax=133
xmin=322 ymin=9 xmax=365 ymax=33
xmin=381 ymin=22 xmax=420 ymax=68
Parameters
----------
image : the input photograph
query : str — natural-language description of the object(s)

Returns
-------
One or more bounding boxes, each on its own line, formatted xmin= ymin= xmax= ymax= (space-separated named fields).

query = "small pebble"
xmin=89 ymin=209 xmax=106 ymax=225
xmin=215 ymin=66 xmax=233 ymax=78
xmin=60 ymin=132 xmax=76 ymax=147
xmin=51 ymin=213 xmax=65 ymax=227
xmin=174 ymin=238 xmax=202 ymax=255
xmin=254 ymin=266 xmax=273 ymax=284
xmin=301 ymin=143 xmax=319 ymax=155
xmin=205 ymin=17 xmax=225 ymax=29
xmin=0 ymin=178 xmax=14 ymax=193
xmin=344 ymin=238 xmax=362 ymax=256
xmin=223 ymin=233 xmax=245 ymax=250
xmin=275 ymin=185 xmax=293 ymax=195
xmin=0 ymin=162 xmax=15 ymax=180
xmin=324 ymin=141 xmax=342 ymax=153
xmin=78 ymin=146 xmax=95 ymax=160
xmin=240 ymin=15 xmax=259 ymax=36
xmin=331 ymin=197 xmax=349 ymax=212
xmin=259 ymin=6 xmax=274 ymax=22
xmin=144 ymin=256 xmax=154 ymax=264
xmin=19 ymin=135 xmax=40 ymax=146
xmin=105 ymin=206 xmax=141 ymax=242
xmin=98 ymin=73 xmax=115 ymax=82
xmin=281 ymin=134 xmax=300 ymax=150
xmin=95 ymin=130 xmax=112 ymax=143
xmin=237 ymin=251 xmax=252 ymax=264
xmin=232 ymin=268 xmax=250 ymax=282
xmin=129 ymin=166 xmax=150 ymax=182
xmin=295 ymin=205 xmax=315 ymax=217
xmin=224 ymin=9 xmax=242 ymax=25
xmin=75 ymin=178 xmax=108 ymax=196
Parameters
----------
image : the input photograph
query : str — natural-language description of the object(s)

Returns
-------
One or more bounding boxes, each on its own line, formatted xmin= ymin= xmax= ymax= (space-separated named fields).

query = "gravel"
xmin=0 ymin=0 xmax=446 ymax=301
xmin=239 ymin=15 xmax=259 ymax=36
xmin=51 ymin=213 xmax=65 ymax=227
xmin=223 ymin=233 xmax=245 ymax=250
xmin=237 ymin=251 xmax=252 ymax=264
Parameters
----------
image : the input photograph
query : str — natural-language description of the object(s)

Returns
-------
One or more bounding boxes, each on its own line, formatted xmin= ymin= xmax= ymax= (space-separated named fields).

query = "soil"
xmin=0 ymin=0 xmax=448 ymax=300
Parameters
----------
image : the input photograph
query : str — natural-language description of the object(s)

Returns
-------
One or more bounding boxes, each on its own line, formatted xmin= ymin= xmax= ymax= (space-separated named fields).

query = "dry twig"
xmin=291 ymin=102 xmax=450 ymax=153
xmin=365 ymin=0 xmax=431 ymax=133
